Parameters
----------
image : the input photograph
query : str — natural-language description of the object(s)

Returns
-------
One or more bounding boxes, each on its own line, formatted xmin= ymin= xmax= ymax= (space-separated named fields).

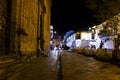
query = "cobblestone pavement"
xmin=8 ymin=50 xmax=60 ymax=80
xmin=8 ymin=50 xmax=120 ymax=80
xmin=61 ymin=51 xmax=120 ymax=80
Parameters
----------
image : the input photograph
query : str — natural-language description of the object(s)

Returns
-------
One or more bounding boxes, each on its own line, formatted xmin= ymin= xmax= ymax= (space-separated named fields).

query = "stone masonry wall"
xmin=20 ymin=0 xmax=38 ymax=53
xmin=10 ymin=0 xmax=51 ymax=55
xmin=10 ymin=0 xmax=38 ymax=55
xmin=44 ymin=0 xmax=51 ymax=52
xmin=0 ymin=0 xmax=7 ymax=54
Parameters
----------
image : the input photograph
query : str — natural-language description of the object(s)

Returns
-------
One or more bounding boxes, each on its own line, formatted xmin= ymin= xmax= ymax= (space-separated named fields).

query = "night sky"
xmin=51 ymin=0 xmax=96 ymax=34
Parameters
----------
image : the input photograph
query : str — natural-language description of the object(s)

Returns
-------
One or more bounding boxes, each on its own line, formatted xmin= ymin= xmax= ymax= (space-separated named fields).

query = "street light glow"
xmin=89 ymin=27 xmax=91 ymax=30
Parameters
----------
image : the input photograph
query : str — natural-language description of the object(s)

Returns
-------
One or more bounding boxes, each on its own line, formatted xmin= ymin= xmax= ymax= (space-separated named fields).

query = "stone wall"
xmin=0 ymin=0 xmax=7 ymax=54
xmin=20 ymin=0 xmax=38 ymax=53
xmin=10 ymin=0 xmax=38 ymax=55
xmin=0 ymin=0 xmax=51 ymax=56
xmin=9 ymin=0 xmax=51 ymax=55
xmin=43 ymin=0 xmax=51 ymax=52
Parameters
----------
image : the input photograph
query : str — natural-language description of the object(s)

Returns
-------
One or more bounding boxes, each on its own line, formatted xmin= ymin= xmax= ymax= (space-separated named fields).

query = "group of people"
xmin=50 ymin=38 xmax=70 ymax=50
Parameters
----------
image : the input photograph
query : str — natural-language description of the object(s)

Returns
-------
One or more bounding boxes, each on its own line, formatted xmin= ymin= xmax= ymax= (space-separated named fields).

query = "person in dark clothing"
xmin=62 ymin=44 xmax=69 ymax=50
xmin=100 ymin=41 xmax=103 ymax=49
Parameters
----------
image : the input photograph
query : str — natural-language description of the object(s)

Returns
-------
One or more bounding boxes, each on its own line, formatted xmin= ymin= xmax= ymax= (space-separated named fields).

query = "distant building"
xmin=50 ymin=25 xmax=54 ymax=39
xmin=92 ymin=13 xmax=120 ymax=50
xmin=65 ymin=13 xmax=120 ymax=50
xmin=65 ymin=31 xmax=95 ymax=48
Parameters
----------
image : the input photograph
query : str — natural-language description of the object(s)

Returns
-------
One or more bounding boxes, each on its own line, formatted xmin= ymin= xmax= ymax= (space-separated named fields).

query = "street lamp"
xmin=88 ymin=27 xmax=91 ymax=31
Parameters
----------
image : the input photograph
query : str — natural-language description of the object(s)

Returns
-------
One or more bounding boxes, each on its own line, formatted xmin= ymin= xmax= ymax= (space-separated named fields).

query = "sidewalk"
xmin=0 ymin=54 xmax=16 ymax=77
xmin=9 ymin=50 xmax=60 ymax=80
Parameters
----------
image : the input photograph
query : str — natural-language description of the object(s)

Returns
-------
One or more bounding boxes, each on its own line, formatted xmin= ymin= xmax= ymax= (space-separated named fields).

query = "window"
xmin=92 ymin=34 xmax=95 ymax=39
xmin=76 ymin=33 xmax=81 ymax=39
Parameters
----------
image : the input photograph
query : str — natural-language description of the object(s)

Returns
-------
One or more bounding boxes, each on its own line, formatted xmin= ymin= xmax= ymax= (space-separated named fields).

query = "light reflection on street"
xmin=61 ymin=51 xmax=120 ymax=80
xmin=50 ymin=50 xmax=59 ymax=60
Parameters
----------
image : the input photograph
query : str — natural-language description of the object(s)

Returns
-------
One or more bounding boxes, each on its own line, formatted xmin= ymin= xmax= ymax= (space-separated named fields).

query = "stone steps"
xmin=0 ymin=57 xmax=28 ymax=80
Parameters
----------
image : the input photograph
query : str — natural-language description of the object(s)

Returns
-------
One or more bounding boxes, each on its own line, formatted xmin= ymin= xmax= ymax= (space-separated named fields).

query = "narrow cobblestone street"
xmin=8 ymin=50 xmax=120 ymax=80
xmin=61 ymin=51 xmax=120 ymax=80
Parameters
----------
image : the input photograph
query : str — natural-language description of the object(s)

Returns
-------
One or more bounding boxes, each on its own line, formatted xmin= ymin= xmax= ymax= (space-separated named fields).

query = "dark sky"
xmin=51 ymin=0 xmax=96 ymax=34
